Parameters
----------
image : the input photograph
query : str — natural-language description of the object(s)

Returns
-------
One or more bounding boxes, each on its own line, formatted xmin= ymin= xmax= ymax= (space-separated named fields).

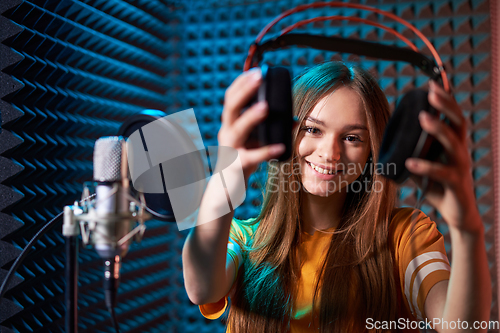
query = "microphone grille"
xmin=93 ymin=137 xmax=125 ymax=182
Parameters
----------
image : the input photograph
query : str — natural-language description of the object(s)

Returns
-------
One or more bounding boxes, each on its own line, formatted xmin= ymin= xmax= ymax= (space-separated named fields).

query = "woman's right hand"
xmin=217 ymin=68 xmax=286 ymax=182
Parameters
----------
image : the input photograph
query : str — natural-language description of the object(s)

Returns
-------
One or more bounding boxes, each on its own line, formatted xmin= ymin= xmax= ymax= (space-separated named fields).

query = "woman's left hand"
xmin=405 ymin=80 xmax=482 ymax=233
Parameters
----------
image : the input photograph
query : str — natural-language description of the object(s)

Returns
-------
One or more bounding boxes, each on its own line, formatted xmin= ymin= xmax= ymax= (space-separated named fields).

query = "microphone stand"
xmin=63 ymin=201 xmax=86 ymax=333
xmin=65 ymin=235 xmax=79 ymax=333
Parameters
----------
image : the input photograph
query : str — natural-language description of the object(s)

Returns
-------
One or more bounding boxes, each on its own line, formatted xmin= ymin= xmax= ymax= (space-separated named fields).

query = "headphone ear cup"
xmin=264 ymin=66 xmax=293 ymax=161
xmin=378 ymin=89 xmax=444 ymax=184
xmin=244 ymin=65 xmax=293 ymax=161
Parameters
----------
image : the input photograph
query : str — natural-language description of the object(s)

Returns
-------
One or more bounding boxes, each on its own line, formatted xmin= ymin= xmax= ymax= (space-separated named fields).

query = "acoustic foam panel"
xmin=1 ymin=0 xmax=185 ymax=332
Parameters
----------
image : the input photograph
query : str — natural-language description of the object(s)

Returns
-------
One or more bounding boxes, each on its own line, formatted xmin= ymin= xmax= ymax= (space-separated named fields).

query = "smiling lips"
xmin=306 ymin=161 xmax=342 ymax=176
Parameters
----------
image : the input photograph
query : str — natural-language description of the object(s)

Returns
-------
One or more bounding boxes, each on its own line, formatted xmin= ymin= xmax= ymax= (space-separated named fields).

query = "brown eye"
xmin=345 ymin=135 xmax=362 ymax=142
xmin=302 ymin=126 xmax=321 ymax=135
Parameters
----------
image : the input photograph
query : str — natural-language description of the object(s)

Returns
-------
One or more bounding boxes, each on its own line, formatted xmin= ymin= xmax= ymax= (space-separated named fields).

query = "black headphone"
xmin=244 ymin=2 xmax=450 ymax=184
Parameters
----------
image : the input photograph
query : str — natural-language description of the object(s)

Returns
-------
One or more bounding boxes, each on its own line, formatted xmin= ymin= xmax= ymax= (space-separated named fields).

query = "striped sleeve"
xmin=198 ymin=218 xmax=257 ymax=320
xmin=390 ymin=208 xmax=451 ymax=321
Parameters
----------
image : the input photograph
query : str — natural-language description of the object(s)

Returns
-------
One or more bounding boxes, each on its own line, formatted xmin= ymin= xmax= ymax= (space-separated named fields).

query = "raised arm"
xmin=182 ymin=68 xmax=286 ymax=305
xmin=405 ymin=80 xmax=491 ymax=332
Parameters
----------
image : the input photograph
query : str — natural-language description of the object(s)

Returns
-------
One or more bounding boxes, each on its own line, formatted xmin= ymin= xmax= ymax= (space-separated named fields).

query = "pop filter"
xmin=118 ymin=110 xmax=206 ymax=223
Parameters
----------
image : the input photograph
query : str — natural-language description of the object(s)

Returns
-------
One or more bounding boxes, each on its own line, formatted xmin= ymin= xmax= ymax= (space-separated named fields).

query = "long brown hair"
xmin=228 ymin=62 xmax=399 ymax=332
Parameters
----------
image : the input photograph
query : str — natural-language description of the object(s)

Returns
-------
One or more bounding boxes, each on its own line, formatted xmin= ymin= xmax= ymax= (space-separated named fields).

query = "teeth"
xmin=309 ymin=162 xmax=336 ymax=175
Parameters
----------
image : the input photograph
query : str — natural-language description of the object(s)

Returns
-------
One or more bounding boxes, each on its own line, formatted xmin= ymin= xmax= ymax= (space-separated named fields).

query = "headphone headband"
xmin=280 ymin=16 xmax=418 ymax=51
xmin=244 ymin=1 xmax=449 ymax=91
xmin=252 ymin=33 xmax=440 ymax=80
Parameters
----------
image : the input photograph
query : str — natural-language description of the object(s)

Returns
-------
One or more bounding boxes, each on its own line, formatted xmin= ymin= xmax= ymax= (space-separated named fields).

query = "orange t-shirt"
xmin=198 ymin=208 xmax=450 ymax=332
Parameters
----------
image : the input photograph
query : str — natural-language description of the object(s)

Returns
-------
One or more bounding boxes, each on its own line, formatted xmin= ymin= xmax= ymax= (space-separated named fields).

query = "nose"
xmin=317 ymin=135 xmax=341 ymax=162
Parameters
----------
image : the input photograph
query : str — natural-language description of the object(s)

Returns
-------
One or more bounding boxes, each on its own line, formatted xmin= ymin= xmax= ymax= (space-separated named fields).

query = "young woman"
xmin=182 ymin=62 xmax=491 ymax=332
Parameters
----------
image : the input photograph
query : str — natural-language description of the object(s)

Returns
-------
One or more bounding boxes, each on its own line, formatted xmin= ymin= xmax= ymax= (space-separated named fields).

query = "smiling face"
xmin=297 ymin=86 xmax=371 ymax=197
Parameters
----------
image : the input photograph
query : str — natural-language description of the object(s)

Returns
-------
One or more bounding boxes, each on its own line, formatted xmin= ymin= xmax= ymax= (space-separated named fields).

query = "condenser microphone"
xmin=93 ymin=136 xmax=132 ymax=259
xmin=93 ymin=136 xmax=131 ymax=311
